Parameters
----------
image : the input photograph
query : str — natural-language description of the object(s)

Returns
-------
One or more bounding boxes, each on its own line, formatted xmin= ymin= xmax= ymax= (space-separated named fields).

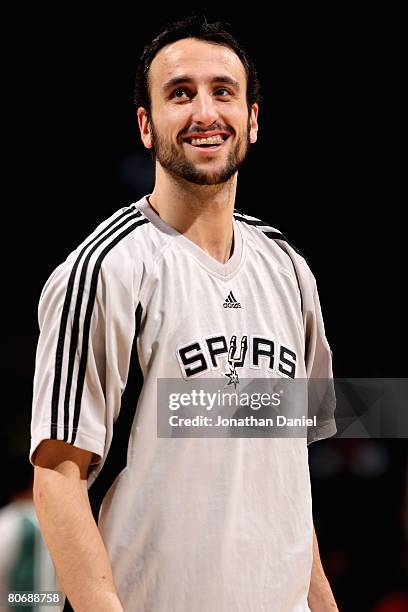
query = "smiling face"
xmin=137 ymin=38 xmax=258 ymax=185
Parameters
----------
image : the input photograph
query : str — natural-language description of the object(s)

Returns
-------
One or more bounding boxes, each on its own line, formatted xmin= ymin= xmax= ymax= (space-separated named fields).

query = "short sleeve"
xmin=30 ymin=247 xmax=141 ymax=466
xmin=304 ymin=281 xmax=337 ymax=445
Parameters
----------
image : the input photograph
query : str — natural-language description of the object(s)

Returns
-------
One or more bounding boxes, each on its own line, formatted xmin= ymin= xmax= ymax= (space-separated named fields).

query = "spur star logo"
xmin=224 ymin=335 xmax=248 ymax=388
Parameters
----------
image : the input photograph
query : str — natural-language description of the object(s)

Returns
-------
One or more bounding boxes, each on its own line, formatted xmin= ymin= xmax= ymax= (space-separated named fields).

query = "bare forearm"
xmin=34 ymin=466 xmax=123 ymax=612
xmin=308 ymin=528 xmax=338 ymax=611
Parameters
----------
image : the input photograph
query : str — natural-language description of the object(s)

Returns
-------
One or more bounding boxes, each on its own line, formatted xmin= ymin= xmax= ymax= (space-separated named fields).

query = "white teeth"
xmin=190 ymin=135 xmax=225 ymax=146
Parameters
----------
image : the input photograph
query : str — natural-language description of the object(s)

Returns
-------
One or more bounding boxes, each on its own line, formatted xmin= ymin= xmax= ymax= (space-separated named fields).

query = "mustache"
xmin=179 ymin=124 xmax=234 ymax=138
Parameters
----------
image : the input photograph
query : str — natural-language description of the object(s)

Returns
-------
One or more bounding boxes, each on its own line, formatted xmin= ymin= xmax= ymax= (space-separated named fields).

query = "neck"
xmin=148 ymin=165 xmax=238 ymax=264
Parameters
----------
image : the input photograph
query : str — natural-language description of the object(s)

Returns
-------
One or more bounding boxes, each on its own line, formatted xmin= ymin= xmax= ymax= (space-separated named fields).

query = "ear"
xmin=137 ymin=107 xmax=153 ymax=149
xmin=249 ymin=103 xmax=259 ymax=144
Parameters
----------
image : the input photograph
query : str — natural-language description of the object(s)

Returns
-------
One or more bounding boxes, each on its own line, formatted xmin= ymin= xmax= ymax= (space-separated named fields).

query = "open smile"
xmin=182 ymin=132 xmax=231 ymax=153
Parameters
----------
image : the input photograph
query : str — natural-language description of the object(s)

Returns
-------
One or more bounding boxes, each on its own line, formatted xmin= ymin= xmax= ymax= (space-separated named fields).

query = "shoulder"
xmin=234 ymin=207 xmax=315 ymax=285
xmin=38 ymin=201 xmax=156 ymax=317
xmin=71 ymin=201 xmax=152 ymax=273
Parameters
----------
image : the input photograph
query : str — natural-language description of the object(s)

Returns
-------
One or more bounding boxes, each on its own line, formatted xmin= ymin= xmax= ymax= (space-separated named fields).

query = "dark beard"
xmin=150 ymin=120 xmax=251 ymax=185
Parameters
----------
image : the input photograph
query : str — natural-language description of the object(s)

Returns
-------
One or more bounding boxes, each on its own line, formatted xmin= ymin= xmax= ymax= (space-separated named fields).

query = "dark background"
xmin=2 ymin=6 xmax=406 ymax=611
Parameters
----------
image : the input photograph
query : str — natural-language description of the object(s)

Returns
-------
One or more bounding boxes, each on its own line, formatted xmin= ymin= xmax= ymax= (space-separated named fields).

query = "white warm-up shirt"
xmin=30 ymin=196 xmax=336 ymax=612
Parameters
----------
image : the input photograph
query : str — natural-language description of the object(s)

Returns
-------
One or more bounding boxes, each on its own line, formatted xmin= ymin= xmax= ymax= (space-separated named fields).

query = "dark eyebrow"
xmin=162 ymin=75 xmax=240 ymax=93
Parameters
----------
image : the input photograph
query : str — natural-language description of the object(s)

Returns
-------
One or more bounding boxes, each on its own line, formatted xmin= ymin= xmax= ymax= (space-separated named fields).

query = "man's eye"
xmin=173 ymin=89 xmax=190 ymax=99
xmin=215 ymin=88 xmax=231 ymax=97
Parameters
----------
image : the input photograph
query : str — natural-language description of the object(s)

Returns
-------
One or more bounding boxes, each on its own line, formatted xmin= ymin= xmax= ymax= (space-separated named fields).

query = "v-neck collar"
xmin=138 ymin=196 xmax=245 ymax=280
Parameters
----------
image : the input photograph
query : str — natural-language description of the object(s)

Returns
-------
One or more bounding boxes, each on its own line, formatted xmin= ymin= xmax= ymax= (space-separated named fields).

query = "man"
xmin=30 ymin=16 xmax=338 ymax=611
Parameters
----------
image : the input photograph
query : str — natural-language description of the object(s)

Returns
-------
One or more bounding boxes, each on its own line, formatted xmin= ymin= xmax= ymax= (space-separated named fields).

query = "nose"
xmin=191 ymin=91 xmax=218 ymax=126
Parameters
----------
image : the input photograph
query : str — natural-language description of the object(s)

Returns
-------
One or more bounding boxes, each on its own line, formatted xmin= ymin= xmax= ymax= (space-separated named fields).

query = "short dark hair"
xmin=134 ymin=15 xmax=261 ymax=115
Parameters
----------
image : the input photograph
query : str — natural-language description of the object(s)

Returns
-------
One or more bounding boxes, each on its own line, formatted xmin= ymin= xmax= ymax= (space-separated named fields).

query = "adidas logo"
xmin=223 ymin=291 xmax=241 ymax=309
